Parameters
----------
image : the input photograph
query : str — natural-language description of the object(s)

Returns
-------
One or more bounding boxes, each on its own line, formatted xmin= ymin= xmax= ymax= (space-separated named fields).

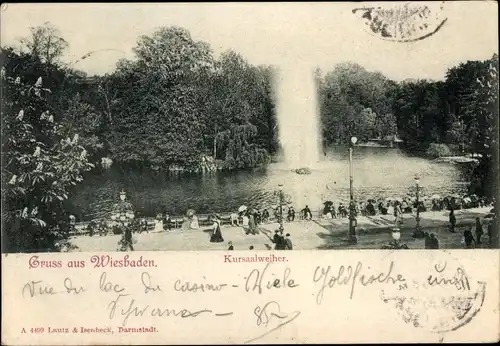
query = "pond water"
xmin=70 ymin=146 xmax=471 ymax=221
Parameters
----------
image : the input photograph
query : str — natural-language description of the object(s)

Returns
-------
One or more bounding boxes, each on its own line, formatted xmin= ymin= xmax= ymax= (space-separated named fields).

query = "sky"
xmin=1 ymin=2 xmax=498 ymax=81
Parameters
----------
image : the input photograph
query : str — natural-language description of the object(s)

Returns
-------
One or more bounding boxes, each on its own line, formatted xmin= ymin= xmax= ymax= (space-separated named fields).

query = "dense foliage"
xmin=1 ymin=69 xmax=94 ymax=252
xmin=99 ymin=27 xmax=277 ymax=171
xmin=318 ymin=59 xmax=498 ymax=199
xmin=318 ymin=63 xmax=398 ymax=143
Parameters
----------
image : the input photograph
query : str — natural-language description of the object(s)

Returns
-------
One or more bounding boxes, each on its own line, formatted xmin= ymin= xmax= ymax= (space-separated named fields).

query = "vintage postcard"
xmin=1 ymin=1 xmax=499 ymax=344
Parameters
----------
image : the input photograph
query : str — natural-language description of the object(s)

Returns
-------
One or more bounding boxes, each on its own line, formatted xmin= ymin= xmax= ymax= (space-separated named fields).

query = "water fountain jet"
xmin=275 ymin=64 xmax=322 ymax=173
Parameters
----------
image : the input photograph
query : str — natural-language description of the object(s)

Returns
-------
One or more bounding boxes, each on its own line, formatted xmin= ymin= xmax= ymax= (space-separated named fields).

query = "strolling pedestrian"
xmin=262 ymin=209 xmax=270 ymax=223
xmin=378 ymin=201 xmax=388 ymax=215
xmin=230 ymin=212 xmax=239 ymax=226
xmin=210 ymin=214 xmax=224 ymax=243
xmin=303 ymin=205 xmax=312 ymax=220
xmin=418 ymin=201 xmax=427 ymax=213
xmin=242 ymin=212 xmax=249 ymax=228
xmin=325 ymin=208 xmax=332 ymax=219
xmin=463 ymin=228 xmax=475 ymax=249
xmin=338 ymin=203 xmax=347 ymax=218
xmin=139 ymin=213 xmax=149 ymax=233
xmin=287 ymin=206 xmax=295 ymax=222
xmin=449 ymin=209 xmax=456 ymax=233
xmin=273 ymin=230 xmax=281 ymax=250
xmin=247 ymin=212 xmax=258 ymax=235
xmin=430 ymin=233 xmax=439 ymax=249
xmin=279 ymin=230 xmax=286 ymax=249
xmin=227 ymin=241 xmax=234 ymax=251
xmin=394 ymin=201 xmax=403 ymax=226
xmin=190 ymin=214 xmax=200 ymax=230
xmin=163 ymin=213 xmax=171 ymax=231
xmin=322 ymin=204 xmax=330 ymax=218
xmin=272 ymin=230 xmax=286 ymax=250
xmin=366 ymin=201 xmax=376 ymax=216
xmin=359 ymin=201 xmax=367 ymax=216
xmin=121 ymin=225 xmax=134 ymax=251
xmin=487 ymin=218 xmax=495 ymax=247
xmin=424 ymin=232 xmax=431 ymax=249
xmin=431 ymin=199 xmax=441 ymax=211
xmin=255 ymin=209 xmax=262 ymax=225
xmin=98 ymin=220 xmax=108 ymax=236
xmin=330 ymin=204 xmax=337 ymax=218
xmin=285 ymin=233 xmax=293 ymax=250
xmin=155 ymin=212 xmax=163 ymax=232
xmin=387 ymin=202 xmax=394 ymax=218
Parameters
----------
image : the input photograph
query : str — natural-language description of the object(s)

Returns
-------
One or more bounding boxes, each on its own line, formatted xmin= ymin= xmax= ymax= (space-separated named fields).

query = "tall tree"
xmin=464 ymin=55 xmax=499 ymax=199
xmin=319 ymin=62 xmax=398 ymax=144
xmin=201 ymin=50 xmax=272 ymax=168
xmin=1 ymin=69 xmax=94 ymax=252
xmin=108 ymin=27 xmax=214 ymax=170
xmin=392 ymin=80 xmax=445 ymax=152
xmin=20 ymin=22 xmax=69 ymax=65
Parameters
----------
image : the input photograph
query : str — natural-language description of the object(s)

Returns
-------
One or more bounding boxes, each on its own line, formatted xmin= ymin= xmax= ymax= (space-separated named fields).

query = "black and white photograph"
xmin=1 ymin=2 xmax=498 ymax=254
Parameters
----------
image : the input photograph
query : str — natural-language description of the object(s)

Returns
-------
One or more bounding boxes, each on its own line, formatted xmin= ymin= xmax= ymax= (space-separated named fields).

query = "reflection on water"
xmin=70 ymin=147 xmax=469 ymax=220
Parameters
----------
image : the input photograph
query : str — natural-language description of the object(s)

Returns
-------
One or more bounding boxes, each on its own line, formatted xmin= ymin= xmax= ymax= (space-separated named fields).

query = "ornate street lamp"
xmin=69 ymin=214 xmax=76 ymax=235
xmin=381 ymin=227 xmax=409 ymax=249
xmin=111 ymin=190 xmax=135 ymax=227
xmin=412 ymin=176 xmax=424 ymax=238
xmin=348 ymin=136 xmax=358 ymax=244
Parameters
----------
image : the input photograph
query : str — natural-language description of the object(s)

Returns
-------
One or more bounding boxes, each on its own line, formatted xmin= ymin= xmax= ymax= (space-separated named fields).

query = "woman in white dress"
xmin=190 ymin=215 xmax=200 ymax=229
xmin=394 ymin=202 xmax=403 ymax=226
xmin=387 ymin=203 xmax=394 ymax=220
xmin=242 ymin=213 xmax=249 ymax=227
xmin=155 ymin=213 xmax=163 ymax=232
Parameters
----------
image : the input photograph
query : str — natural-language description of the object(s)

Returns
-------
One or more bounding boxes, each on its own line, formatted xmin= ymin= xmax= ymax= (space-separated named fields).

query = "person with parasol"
xmin=323 ymin=201 xmax=333 ymax=219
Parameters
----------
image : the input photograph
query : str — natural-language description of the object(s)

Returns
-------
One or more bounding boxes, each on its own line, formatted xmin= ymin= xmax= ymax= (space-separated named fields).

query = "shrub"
xmin=426 ymin=143 xmax=452 ymax=158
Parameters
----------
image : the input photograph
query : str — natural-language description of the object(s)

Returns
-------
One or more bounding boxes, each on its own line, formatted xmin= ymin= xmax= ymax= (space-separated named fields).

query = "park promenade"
xmin=70 ymin=207 xmax=493 ymax=251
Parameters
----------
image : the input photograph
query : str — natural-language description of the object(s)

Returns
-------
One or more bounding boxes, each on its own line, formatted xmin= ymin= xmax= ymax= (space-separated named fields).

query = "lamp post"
xmin=69 ymin=214 xmax=76 ymax=235
xmin=412 ymin=176 xmax=424 ymax=238
xmin=111 ymin=190 xmax=135 ymax=226
xmin=348 ymin=136 xmax=358 ymax=244
xmin=278 ymin=184 xmax=285 ymax=232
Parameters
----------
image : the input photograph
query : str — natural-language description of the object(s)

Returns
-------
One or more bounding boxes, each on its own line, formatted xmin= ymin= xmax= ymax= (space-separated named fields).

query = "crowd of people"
xmin=320 ymin=194 xmax=494 ymax=220
xmin=455 ymin=215 xmax=496 ymax=249
xmin=80 ymin=189 xmax=495 ymax=251
xmin=227 ymin=208 xmax=294 ymax=250
xmin=223 ymin=194 xmax=494 ymax=229
xmin=387 ymin=212 xmax=496 ymax=250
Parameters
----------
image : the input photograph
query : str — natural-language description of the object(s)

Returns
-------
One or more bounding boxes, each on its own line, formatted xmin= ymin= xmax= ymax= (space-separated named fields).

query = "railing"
xmin=73 ymin=210 xmax=330 ymax=234
xmin=72 ymin=201 xmax=491 ymax=235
